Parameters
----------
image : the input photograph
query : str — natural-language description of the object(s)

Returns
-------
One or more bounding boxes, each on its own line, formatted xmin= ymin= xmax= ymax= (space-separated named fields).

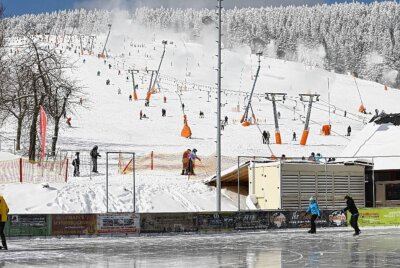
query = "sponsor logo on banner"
xmin=97 ymin=213 xmax=140 ymax=234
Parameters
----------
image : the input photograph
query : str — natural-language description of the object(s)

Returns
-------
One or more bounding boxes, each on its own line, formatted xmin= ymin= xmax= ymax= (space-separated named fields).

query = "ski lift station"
xmin=206 ymin=160 xmax=366 ymax=210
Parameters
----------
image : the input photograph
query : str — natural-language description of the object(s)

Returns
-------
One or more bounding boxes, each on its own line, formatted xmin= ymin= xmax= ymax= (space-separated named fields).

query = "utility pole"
xmin=265 ymin=93 xmax=287 ymax=144
xmin=101 ymin=24 xmax=112 ymax=58
xmin=216 ymin=0 xmax=223 ymax=212
xmin=128 ymin=69 xmax=140 ymax=101
xmin=299 ymin=93 xmax=319 ymax=145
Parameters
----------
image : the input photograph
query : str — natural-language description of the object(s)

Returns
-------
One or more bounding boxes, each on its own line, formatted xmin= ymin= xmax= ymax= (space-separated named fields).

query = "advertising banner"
xmin=286 ymin=210 xmax=347 ymax=228
xmin=140 ymin=213 xmax=196 ymax=233
xmin=358 ymin=208 xmax=400 ymax=226
xmin=52 ymin=214 xmax=97 ymax=236
xmin=194 ymin=212 xmax=235 ymax=231
xmin=234 ymin=211 xmax=269 ymax=230
xmin=7 ymin=214 xmax=51 ymax=236
xmin=97 ymin=213 xmax=139 ymax=235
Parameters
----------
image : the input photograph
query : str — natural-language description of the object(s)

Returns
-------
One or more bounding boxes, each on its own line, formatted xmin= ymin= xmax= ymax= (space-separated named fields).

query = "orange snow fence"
xmin=359 ymin=104 xmax=365 ymax=113
xmin=275 ymin=131 xmax=282 ymax=144
xmin=242 ymin=121 xmax=250 ymax=127
xmin=300 ymin=129 xmax=309 ymax=145
xmin=133 ymin=91 xmax=138 ymax=101
xmin=321 ymin=125 xmax=331 ymax=136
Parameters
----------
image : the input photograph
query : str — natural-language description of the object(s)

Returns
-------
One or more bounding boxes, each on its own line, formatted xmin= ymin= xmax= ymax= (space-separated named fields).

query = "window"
xmin=386 ymin=183 xmax=400 ymax=201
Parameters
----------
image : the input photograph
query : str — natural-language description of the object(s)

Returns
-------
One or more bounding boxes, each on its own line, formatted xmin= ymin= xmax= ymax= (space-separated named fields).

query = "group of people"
xmin=181 ymin=148 xmax=201 ymax=175
xmin=71 ymin=145 xmax=101 ymax=176
xmin=306 ymin=195 xmax=360 ymax=236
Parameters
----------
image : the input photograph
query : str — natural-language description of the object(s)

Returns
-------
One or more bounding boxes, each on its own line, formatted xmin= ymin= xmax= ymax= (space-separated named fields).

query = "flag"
xmin=39 ymin=106 xmax=47 ymax=160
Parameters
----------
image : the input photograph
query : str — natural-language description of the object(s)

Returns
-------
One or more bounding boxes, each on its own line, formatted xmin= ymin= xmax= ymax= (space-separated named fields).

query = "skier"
xmin=72 ymin=152 xmax=80 ymax=177
xmin=163 ymin=96 xmax=167 ymax=103
xmin=305 ymin=196 xmax=320 ymax=234
xmin=0 ymin=194 xmax=9 ymax=250
xmin=342 ymin=195 xmax=361 ymax=236
xmin=140 ymin=110 xmax=143 ymax=120
xmin=181 ymin=149 xmax=191 ymax=175
xmin=162 ymin=108 xmax=166 ymax=117
xmin=66 ymin=117 xmax=72 ymax=127
xmin=118 ymin=88 xmax=121 ymax=95
xmin=292 ymin=131 xmax=297 ymax=141
xmin=262 ymin=130 xmax=268 ymax=144
xmin=129 ymin=94 xmax=132 ymax=101
xmin=187 ymin=149 xmax=201 ymax=175
xmin=97 ymin=71 xmax=100 ymax=76
xmin=224 ymin=116 xmax=228 ymax=126
xmin=108 ymin=63 xmax=112 ymax=69
xmin=308 ymin=152 xmax=315 ymax=161
xmin=90 ymin=145 xmax=101 ymax=173
xmin=347 ymin=125 xmax=351 ymax=136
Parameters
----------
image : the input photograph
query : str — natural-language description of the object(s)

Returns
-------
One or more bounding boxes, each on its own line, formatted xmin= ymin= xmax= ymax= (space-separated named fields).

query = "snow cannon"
xmin=275 ymin=131 xmax=282 ymax=144
xmin=181 ymin=115 xmax=192 ymax=138
xmin=358 ymin=104 xmax=365 ymax=113
xmin=300 ymin=129 xmax=309 ymax=145
xmin=321 ymin=125 xmax=331 ymax=136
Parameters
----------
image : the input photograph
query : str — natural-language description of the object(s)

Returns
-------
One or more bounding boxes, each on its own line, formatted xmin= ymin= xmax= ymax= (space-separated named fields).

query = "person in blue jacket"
xmin=305 ymin=196 xmax=320 ymax=234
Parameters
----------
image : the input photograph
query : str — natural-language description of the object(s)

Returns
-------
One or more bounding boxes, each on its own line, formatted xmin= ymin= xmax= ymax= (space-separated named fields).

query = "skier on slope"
xmin=90 ymin=146 xmax=101 ymax=173
xmin=187 ymin=149 xmax=201 ymax=176
xmin=181 ymin=149 xmax=191 ymax=175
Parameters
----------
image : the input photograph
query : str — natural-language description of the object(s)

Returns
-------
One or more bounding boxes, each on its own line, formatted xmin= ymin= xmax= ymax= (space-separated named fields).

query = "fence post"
xmin=151 ymin=151 xmax=154 ymax=170
xmin=19 ymin=158 xmax=23 ymax=183
xmin=65 ymin=159 xmax=69 ymax=183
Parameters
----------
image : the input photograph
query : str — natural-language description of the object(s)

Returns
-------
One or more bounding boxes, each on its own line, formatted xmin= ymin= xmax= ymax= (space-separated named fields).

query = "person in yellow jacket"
xmin=0 ymin=195 xmax=9 ymax=250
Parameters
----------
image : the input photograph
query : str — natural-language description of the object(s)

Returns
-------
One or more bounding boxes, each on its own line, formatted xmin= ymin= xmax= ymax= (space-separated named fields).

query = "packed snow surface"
xmin=1 ymin=23 xmax=400 ymax=213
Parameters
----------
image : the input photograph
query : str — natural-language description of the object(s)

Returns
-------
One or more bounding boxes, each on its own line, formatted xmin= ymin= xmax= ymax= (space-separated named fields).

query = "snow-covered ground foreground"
xmin=1 ymin=228 xmax=400 ymax=267
xmin=1 ymin=22 xmax=400 ymax=213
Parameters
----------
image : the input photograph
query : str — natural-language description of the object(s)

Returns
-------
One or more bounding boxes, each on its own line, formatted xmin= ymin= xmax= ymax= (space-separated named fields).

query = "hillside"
xmin=1 ymin=20 xmax=400 ymax=214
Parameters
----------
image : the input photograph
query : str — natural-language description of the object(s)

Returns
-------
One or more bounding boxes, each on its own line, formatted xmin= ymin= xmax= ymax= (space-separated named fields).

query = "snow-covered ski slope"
xmin=2 ymin=21 xmax=400 ymax=213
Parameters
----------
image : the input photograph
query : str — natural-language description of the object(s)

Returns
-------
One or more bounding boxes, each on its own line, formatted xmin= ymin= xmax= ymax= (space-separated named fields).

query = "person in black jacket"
xmin=90 ymin=146 xmax=101 ymax=173
xmin=342 ymin=195 xmax=360 ymax=235
xmin=72 ymin=152 xmax=80 ymax=177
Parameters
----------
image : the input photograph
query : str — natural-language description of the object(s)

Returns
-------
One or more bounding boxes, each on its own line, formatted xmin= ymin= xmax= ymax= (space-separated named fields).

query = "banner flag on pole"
xmin=39 ymin=105 xmax=47 ymax=160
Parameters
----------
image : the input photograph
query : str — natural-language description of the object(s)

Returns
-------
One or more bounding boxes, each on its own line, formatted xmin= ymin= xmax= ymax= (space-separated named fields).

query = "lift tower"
xmin=299 ymin=93 xmax=319 ymax=145
xmin=265 ymin=93 xmax=287 ymax=144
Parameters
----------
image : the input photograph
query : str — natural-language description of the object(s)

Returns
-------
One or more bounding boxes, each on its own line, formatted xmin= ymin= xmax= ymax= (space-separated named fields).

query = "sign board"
xmin=7 ymin=214 xmax=51 ymax=236
xmin=97 ymin=213 xmax=140 ymax=235
xmin=194 ymin=213 xmax=235 ymax=231
xmin=234 ymin=211 xmax=269 ymax=230
xmin=358 ymin=208 xmax=400 ymax=226
xmin=52 ymin=214 xmax=97 ymax=236
xmin=140 ymin=213 xmax=196 ymax=233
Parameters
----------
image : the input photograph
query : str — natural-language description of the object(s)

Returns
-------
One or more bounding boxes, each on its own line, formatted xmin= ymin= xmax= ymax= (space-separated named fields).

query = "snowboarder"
xmin=72 ymin=152 xmax=80 ymax=177
xmin=0 ymin=194 xmax=9 ymax=250
xmin=90 ymin=146 xmax=101 ymax=173
xmin=292 ymin=131 xmax=297 ymax=141
xmin=347 ymin=125 xmax=351 ymax=136
xmin=187 ymin=149 xmax=201 ymax=175
xmin=305 ymin=196 xmax=320 ymax=234
xmin=342 ymin=195 xmax=360 ymax=236
xmin=181 ymin=149 xmax=191 ymax=175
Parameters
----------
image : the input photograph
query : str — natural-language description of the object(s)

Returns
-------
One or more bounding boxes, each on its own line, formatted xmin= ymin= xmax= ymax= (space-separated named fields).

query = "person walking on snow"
xmin=72 ymin=152 xmax=80 ymax=177
xmin=140 ymin=110 xmax=143 ymax=120
xmin=0 ymin=194 xmax=9 ymax=250
xmin=292 ymin=131 xmax=297 ymax=141
xmin=342 ymin=195 xmax=360 ymax=236
xmin=305 ymin=196 xmax=320 ymax=234
xmin=347 ymin=125 xmax=352 ymax=136
xmin=181 ymin=149 xmax=191 ymax=175
xmin=90 ymin=146 xmax=101 ymax=173
xmin=187 ymin=149 xmax=201 ymax=175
